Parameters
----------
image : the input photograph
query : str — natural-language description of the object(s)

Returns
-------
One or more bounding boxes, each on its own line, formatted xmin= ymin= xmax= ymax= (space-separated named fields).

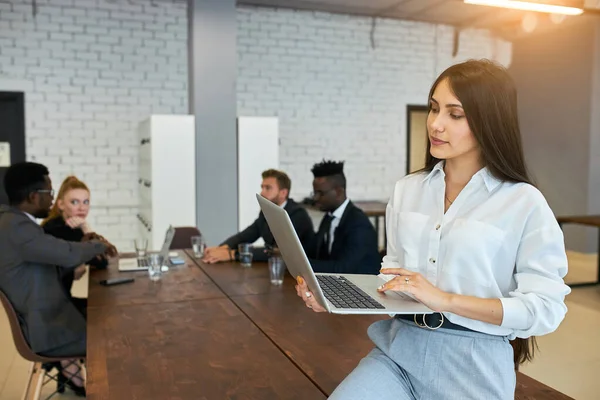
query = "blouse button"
xmin=435 ymin=224 xmax=441 ymax=230
xmin=429 ymin=258 xmax=436 ymax=264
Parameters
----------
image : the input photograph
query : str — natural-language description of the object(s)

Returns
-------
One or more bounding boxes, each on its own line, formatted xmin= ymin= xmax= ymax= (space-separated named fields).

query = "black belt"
xmin=395 ymin=313 xmax=474 ymax=332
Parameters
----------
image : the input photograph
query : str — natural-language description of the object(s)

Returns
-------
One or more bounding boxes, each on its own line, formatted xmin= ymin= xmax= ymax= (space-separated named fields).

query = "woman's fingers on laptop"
xmin=379 ymin=267 xmax=415 ymax=276
xmin=307 ymin=296 xmax=325 ymax=312
xmin=376 ymin=270 xmax=452 ymax=312
xmin=377 ymin=268 xmax=417 ymax=292
xmin=295 ymin=276 xmax=326 ymax=312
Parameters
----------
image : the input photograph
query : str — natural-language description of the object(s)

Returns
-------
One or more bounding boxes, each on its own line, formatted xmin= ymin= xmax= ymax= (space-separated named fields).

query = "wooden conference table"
xmin=85 ymin=250 xmax=572 ymax=399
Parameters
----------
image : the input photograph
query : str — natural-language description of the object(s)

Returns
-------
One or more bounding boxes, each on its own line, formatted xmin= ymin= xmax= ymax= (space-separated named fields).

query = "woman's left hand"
xmin=378 ymin=268 xmax=452 ymax=312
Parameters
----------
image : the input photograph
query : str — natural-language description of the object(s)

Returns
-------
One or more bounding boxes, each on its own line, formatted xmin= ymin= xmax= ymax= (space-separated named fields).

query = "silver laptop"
xmin=257 ymin=194 xmax=432 ymax=315
xmin=118 ymin=225 xmax=176 ymax=272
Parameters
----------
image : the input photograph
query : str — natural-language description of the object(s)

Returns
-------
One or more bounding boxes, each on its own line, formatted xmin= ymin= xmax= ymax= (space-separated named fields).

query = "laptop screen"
xmin=158 ymin=225 xmax=175 ymax=258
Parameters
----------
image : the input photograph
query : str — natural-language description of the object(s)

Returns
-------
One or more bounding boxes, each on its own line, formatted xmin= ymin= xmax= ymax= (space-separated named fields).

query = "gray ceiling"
xmin=236 ymin=0 xmax=599 ymax=39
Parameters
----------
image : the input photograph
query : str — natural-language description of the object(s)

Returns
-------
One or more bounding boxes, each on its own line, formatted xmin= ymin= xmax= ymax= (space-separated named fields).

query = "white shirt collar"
xmin=422 ymin=161 xmax=502 ymax=192
xmin=330 ymin=198 xmax=350 ymax=220
xmin=280 ymin=200 xmax=288 ymax=209
xmin=479 ymin=168 xmax=502 ymax=192
xmin=23 ymin=211 xmax=37 ymax=223
xmin=421 ymin=161 xmax=445 ymax=183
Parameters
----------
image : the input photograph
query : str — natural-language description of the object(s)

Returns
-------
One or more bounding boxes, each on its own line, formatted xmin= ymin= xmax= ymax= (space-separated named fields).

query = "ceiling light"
xmin=521 ymin=13 xmax=539 ymax=31
xmin=464 ymin=0 xmax=584 ymax=15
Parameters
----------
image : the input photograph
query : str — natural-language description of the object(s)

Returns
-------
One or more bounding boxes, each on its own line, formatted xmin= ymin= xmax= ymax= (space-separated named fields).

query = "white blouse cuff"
xmin=500 ymin=296 xmax=531 ymax=330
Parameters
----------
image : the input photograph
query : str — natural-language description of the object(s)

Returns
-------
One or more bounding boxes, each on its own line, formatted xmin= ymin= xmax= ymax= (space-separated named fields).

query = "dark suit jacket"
xmin=43 ymin=216 xmax=109 ymax=297
xmin=0 ymin=205 xmax=106 ymax=354
xmin=222 ymin=198 xmax=314 ymax=261
xmin=307 ymin=201 xmax=381 ymax=275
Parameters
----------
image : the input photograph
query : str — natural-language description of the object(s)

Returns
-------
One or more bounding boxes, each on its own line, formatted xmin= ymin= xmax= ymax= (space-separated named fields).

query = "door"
xmin=406 ymin=105 xmax=429 ymax=174
xmin=0 ymin=92 xmax=26 ymax=205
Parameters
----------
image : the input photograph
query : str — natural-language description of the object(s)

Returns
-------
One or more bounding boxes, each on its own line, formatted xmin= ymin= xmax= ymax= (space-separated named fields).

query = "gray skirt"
xmin=329 ymin=317 xmax=516 ymax=400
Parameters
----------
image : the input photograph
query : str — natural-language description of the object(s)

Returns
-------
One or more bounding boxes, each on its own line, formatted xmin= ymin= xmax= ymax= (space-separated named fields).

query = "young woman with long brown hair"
xmin=295 ymin=59 xmax=570 ymax=399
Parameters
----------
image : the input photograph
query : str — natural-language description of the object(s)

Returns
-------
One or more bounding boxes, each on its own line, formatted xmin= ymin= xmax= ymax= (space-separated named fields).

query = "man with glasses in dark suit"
xmin=0 ymin=162 xmax=117 ymax=395
xmin=307 ymin=160 xmax=380 ymax=274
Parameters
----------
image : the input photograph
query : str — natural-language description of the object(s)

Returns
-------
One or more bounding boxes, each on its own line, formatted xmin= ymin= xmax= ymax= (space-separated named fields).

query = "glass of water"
xmin=147 ymin=254 xmax=163 ymax=282
xmin=134 ymin=239 xmax=148 ymax=258
xmin=191 ymin=235 xmax=206 ymax=258
xmin=238 ymin=243 xmax=253 ymax=268
xmin=268 ymin=256 xmax=286 ymax=285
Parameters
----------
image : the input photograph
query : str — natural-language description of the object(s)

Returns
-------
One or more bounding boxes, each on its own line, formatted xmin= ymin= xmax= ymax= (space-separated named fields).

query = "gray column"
xmin=188 ymin=0 xmax=238 ymax=245
xmin=510 ymin=19 xmax=599 ymax=252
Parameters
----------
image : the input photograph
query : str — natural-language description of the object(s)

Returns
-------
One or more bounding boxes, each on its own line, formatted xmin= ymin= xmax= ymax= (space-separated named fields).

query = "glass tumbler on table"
xmin=191 ymin=235 xmax=206 ymax=258
xmin=268 ymin=256 xmax=286 ymax=285
xmin=147 ymin=254 xmax=163 ymax=282
xmin=238 ymin=243 xmax=253 ymax=268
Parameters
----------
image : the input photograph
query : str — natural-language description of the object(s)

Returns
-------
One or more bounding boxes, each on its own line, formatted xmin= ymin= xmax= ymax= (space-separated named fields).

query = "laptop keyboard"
xmin=316 ymin=275 xmax=385 ymax=309
xmin=137 ymin=258 xmax=149 ymax=267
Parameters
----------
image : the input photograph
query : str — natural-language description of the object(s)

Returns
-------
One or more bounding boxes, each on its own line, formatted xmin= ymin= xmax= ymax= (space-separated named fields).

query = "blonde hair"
xmin=41 ymin=176 xmax=90 ymax=226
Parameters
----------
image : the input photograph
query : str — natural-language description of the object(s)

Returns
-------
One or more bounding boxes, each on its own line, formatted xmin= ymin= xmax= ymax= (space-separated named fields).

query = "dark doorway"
xmin=406 ymin=105 xmax=429 ymax=174
xmin=0 ymin=92 xmax=26 ymax=205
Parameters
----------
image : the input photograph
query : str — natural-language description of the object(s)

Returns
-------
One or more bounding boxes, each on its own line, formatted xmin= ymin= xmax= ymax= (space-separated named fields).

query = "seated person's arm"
xmin=87 ymin=254 xmax=109 ymax=270
xmin=253 ymin=208 xmax=315 ymax=262
xmin=11 ymin=219 xmax=113 ymax=268
xmin=44 ymin=218 xmax=109 ymax=270
xmin=73 ymin=265 xmax=87 ymax=280
xmin=203 ymin=218 xmax=261 ymax=263
xmin=309 ymin=220 xmax=379 ymax=274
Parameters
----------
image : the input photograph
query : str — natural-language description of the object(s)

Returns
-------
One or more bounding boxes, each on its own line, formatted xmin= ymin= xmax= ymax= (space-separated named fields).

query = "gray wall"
xmin=589 ymin=23 xmax=600 ymax=222
xmin=509 ymin=20 xmax=598 ymax=252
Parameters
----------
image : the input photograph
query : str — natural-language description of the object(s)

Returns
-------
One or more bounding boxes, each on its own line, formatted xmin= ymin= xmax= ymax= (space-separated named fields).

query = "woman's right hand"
xmin=295 ymin=276 xmax=326 ymax=312
xmin=66 ymin=216 xmax=85 ymax=229
xmin=66 ymin=217 xmax=92 ymax=233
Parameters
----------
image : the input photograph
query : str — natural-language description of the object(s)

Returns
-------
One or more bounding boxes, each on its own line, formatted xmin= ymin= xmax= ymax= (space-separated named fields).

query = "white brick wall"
xmin=0 ymin=0 xmax=187 ymax=250
xmin=236 ymin=7 xmax=511 ymax=202
xmin=0 ymin=1 xmax=510 ymax=249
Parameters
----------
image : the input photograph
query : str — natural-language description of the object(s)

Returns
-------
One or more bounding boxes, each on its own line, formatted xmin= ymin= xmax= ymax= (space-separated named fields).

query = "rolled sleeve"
xmin=500 ymin=224 xmax=570 ymax=337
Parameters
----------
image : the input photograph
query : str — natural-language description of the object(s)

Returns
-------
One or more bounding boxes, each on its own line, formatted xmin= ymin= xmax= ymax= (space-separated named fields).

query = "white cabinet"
xmin=136 ymin=115 xmax=278 ymax=250
xmin=137 ymin=115 xmax=196 ymax=251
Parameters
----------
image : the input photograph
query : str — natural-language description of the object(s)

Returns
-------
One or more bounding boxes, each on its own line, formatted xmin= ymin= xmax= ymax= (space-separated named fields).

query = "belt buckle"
xmin=414 ymin=313 xmax=444 ymax=330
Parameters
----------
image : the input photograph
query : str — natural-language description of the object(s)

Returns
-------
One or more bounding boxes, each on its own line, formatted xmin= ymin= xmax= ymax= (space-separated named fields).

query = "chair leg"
xmin=31 ymin=363 xmax=45 ymax=400
xmin=20 ymin=362 xmax=35 ymax=400
xmin=20 ymin=362 xmax=68 ymax=400
xmin=20 ymin=362 xmax=45 ymax=400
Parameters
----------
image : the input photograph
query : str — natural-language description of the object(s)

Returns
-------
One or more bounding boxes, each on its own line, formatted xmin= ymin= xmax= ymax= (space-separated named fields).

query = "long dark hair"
xmin=424 ymin=59 xmax=536 ymax=368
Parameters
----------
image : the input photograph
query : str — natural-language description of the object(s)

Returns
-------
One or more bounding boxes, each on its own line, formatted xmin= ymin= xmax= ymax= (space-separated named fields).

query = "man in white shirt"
xmin=306 ymin=160 xmax=380 ymax=274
